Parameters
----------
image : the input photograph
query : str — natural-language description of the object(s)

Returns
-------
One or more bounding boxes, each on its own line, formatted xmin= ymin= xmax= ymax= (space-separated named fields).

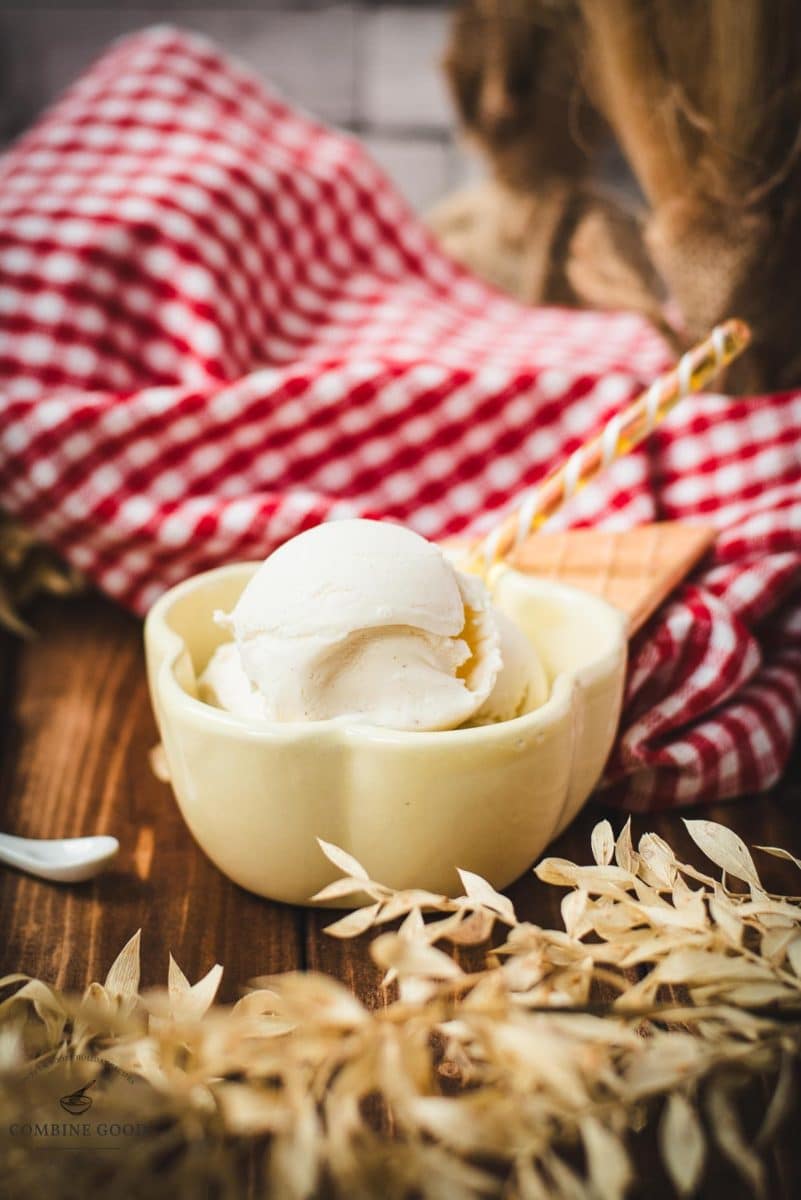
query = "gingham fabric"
xmin=0 ymin=29 xmax=799 ymax=810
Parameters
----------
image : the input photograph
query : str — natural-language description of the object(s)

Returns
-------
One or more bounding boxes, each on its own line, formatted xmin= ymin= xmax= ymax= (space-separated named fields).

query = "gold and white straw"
xmin=475 ymin=318 xmax=751 ymax=572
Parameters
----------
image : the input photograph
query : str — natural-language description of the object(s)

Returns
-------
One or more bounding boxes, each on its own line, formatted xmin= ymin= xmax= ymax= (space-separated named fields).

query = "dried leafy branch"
xmin=1 ymin=820 xmax=799 ymax=1199
xmin=0 ymin=513 xmax=84 ymax=635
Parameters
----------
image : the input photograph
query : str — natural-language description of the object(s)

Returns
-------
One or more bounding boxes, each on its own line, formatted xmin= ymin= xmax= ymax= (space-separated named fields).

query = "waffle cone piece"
xmin=510 ymin=522 xmax=715 ymax=634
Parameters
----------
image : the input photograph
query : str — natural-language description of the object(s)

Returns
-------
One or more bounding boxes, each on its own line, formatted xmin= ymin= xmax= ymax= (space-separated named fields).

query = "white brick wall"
xmin=0 ymin=3 xmax=479 ymax=213
xmin=364 ymin=136 xmax=452 ymax=211
xmin=360 ymin=7 xmax=453 ymax=129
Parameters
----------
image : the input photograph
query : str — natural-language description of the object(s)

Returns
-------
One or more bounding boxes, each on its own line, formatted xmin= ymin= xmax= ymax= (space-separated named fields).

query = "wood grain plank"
xmin=305 ymin=908 xmax=390 ymax=1012
xmin=2 ymin=593 xmax=799 ymax=1196
xmin=0 ymin=594 xmax=303 ymax=1001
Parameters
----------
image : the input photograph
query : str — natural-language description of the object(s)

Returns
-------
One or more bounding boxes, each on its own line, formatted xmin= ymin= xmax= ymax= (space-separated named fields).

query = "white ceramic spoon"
xmin=0 ymin=832 xmax=119 ymax=883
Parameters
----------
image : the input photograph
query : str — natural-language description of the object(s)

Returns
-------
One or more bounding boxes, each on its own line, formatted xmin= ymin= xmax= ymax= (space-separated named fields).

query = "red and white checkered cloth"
xmin=0 ymin=28 xmax=799 ymax=810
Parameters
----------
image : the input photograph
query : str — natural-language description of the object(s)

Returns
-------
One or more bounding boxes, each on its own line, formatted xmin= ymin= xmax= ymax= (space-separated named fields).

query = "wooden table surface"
xmin=2 ymin=592 xmax=800 ymax=1194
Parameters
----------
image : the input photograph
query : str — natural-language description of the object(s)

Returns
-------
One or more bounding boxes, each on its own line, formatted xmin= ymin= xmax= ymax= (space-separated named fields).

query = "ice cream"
xmin=471 ymin=608 xmax=548 ymax=725
xmin=200 ymin=519 xmax=547 ymax=731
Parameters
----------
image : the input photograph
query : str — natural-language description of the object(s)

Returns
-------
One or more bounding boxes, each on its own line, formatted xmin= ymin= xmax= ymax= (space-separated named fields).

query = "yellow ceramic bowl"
xmin=144 ymin=563 xmax=626 ymax=904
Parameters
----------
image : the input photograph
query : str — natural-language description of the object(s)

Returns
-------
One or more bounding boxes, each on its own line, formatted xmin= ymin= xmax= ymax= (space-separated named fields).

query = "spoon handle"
xmin=0 ymin=832 xmax=119 ymax=883
xmin=0 ymin=833 xmax=43 ymax=875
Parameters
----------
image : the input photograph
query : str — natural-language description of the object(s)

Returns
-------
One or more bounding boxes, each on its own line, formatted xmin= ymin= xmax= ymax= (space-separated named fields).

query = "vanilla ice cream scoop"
xmin=471 ymin=609 xmax=549 ymax=725
xmin=201 ymin=519 xmax=507 ymax=731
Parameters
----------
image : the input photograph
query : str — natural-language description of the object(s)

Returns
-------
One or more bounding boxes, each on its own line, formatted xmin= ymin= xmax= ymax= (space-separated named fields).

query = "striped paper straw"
xmin=477 ymin=318 xmax=751 ymax=570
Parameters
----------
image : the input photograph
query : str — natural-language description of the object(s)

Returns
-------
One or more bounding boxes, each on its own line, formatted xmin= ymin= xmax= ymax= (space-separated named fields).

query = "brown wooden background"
xmin=1 ymin=592 xmax=800 ymax=1195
